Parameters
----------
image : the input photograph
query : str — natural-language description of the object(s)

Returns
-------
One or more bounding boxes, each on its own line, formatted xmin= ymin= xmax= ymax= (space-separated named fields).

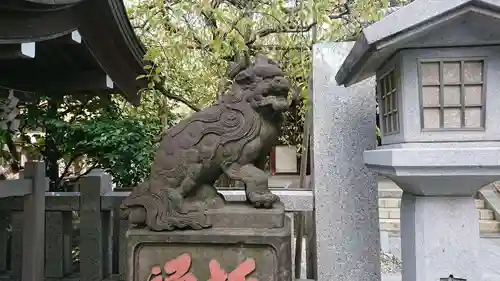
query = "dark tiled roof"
xmin=0 ymin=0 xmax=149 ymax=105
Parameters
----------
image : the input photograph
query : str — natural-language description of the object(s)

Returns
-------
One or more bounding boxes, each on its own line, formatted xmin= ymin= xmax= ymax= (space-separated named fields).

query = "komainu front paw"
xmin=246 ymin=190 xmax=279 ymax=208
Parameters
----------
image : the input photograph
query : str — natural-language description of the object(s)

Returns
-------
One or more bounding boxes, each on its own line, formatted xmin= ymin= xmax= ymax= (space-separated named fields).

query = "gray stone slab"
xmin=297 ymin=234 xmax=500 ymax=280
xmin=365 ymin=146 xmax=500 ymax=196
xmin=382 ymin=234 xmax=500 ymax=277
xmin=62 ymin=212 xmax=73 ymax=276
xmin=400 ymin=193 xmax=480 ymax=281
xmin=287 ymin=213 xmax=295 ymax=279
xmin=206 ymin=202 xmax=284 ymax=229
xmin=312 ymin=42 xmax=380 ymax=281
xmin=0 ymin=179 xmax=32 ymax=198
xmin=45 ymin=212 xmax=65 ymax=278
xmin=0 ymin=193 xmax=78 ymax=212
xmin=102 ymin=211 xmax=113 ymax=278
xmin=380 ymin=231 xmax=390 ymax=252
xmin=10 ymin=211 xmax=22 ymax=277
xmin=479 ymin=187 xmax=500 ymax=222
xmin=126 ymin=215 xmax=292 ymax=281
xmin=101 ymin=189 xmax=313 ymax=212
xmin=117 ymin=215 xmax=128 ymax=281
xmin=381 ymin=273 xmax=500 ymax=281
xmin=304 ymin=211 xmax=316 ymax=279
xmin=22 ymin=161 xmax=47 ymax=281
xmin=0 ymin=211 xmax=9 ymax=272
xmin=79 ymin=173 xmax=112 ymax=281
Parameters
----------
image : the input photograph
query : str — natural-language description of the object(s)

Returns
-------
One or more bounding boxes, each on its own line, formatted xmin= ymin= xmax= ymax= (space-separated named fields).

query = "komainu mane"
xmin=120 ymin=54 xmax=291 ymax=231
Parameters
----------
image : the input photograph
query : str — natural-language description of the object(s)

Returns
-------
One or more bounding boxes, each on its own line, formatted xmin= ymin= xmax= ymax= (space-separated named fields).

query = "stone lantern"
xmin=336 ymin=1 xmax=500 ymax=281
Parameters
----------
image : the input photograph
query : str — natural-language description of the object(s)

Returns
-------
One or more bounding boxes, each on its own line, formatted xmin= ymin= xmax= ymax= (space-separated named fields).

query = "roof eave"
xmin=335 ymin=34 xmax=372 ymax=86
xmin=25 ymin=0 xmax=84 ymax=5
xmin=76 ymin=0 xmax=148 ymax=106
xmin=336 ymin=0 xmax=500 ymax=87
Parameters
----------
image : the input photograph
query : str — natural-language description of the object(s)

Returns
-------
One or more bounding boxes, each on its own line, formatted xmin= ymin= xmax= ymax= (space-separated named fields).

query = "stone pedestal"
xmin=364 ymin=146 xmax=500 ymax=281
xmin=313 ymin=42 xmax=380 ymax=281
xmin=400 ymin=193 xmax=481 ymax=281
xmin=126 ymin=202 xmax=291 ymax=281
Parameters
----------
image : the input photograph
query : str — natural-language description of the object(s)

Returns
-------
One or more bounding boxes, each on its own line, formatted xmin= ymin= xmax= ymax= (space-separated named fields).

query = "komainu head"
xmin=224 ymin=54 xmax=291 ymax=115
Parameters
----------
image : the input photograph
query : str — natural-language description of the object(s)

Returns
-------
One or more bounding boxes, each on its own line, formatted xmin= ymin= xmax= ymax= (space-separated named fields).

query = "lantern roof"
xmin=335 ymin=0 xmax=500 ymax=87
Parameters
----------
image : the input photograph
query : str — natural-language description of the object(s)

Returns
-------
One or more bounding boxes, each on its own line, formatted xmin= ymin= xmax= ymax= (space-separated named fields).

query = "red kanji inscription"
xmin=149 ymin=266 xmax=163 ymax=281
xmin=207 ymin=258 xmax=257 ymax=281
xmin=147 ymin=253 xmax=197 ymax=281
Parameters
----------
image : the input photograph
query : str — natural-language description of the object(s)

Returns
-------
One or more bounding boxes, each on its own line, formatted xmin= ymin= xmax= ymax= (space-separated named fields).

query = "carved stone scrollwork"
xmin=120 ymin=54 xmax=291 ymax=231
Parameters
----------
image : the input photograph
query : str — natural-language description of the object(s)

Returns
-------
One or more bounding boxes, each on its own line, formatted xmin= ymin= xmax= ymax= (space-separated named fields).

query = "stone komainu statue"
xmin=120 ymin=54 xmax=291 ymax=231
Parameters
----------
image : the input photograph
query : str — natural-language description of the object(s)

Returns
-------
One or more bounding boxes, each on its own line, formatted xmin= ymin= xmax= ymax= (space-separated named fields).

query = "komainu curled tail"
xmin=120 ymin=183 xmax=211 ymax=231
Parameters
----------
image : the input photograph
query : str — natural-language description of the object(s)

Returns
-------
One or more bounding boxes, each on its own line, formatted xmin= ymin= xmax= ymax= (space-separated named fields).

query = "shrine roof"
xmin=0 ymin=0 xmax=149 ymax=105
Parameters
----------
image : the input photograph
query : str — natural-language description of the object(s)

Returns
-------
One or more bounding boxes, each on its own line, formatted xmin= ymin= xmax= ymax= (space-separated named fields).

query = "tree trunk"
xmin=5 ymin=133 xmax=21 ymax=173
xmin=45 ymin=98 xmax=60 ymax=191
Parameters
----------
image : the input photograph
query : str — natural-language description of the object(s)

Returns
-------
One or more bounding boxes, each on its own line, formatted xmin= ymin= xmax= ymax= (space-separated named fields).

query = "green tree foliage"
xmin=126 ymin=0 xmax=395 ymax=151
xmin=0 ymin=0 xmax=413 ymax=189
xmin=16 ymin=89 xmax=179 ymax=190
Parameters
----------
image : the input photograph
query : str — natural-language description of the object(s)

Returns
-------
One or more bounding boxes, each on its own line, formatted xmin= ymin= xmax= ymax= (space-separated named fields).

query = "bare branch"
xmin=201 ymin=10 xmax=218 ymax=29
xmin=329 ymin=5 xmax=350 ymax=20
xmin=159 ymin=42 xmax=311 ymax=51
xmin=68 ymin=96 xmax=99 ymax=123
xmin=246 ymin=2 xmax=351 ymax=46
xmin=56 ymin=153 xmax=83 ymax=187
xmin=246 ymin=22 xmax=316 ymax=46
xmin=221 ymin=11 xmax=248 ymax=41
xmin=154 ymin=84 xmax=201 ymax=112
xmin=224 ymin=0 xmax=249 ymax=9
xmin=70 ymin=161 xmax=99 ymax=184
xmin=200 ymin=0 xmax=221 ymax=39
xmin=58 ymin=97 xmax=93 ymax=118
xmin=182 ymin=14 xmax=206 ymax=48
xmin=133 ymin=12 xmax=159 ymax=30
xmin=5 ymin=132 xmax=21 ymax=173
xmin=253 ymin=44 xmax=311 ymax=50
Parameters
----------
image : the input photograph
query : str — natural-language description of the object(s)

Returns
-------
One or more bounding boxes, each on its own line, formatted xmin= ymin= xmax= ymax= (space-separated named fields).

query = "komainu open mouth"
xmin=271 ymin=96 xmax=290 ymax=111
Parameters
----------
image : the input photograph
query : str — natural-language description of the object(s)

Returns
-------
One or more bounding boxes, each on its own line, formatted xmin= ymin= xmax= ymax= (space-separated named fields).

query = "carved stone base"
xmin=126 ymin=202 xmax=292 ymax=281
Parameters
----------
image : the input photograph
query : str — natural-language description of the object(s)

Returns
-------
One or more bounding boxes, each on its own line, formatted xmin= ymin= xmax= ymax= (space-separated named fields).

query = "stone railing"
xmin=0 ymin=169 xmax=314 ymax=281
xmin=0 ymin=161 xmax=46 ymax=281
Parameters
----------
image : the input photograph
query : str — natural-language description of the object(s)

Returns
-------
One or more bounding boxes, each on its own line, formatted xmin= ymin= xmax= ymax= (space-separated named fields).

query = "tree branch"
xmin=160 ymin=42 xmax=311 ymax=51
xmin=221 ymin=11 xmax=248 ymax=41
xmin=69 ymin=161 xmax=99 ymax=184
xmin=200 ymin=0 xmax=221 ymax=39
xmin=253 ymin=44 xmax=311 ymax=50
xmin=133 ymin=11 xmax=160 ymax=29
xmin=56 ymin=153 xmax=83 ymax=187
xmin=245 ymin=2 xmax=351 ymax=46
xmin=154 ymin=84 xmax=201 ymax=112
xmin=246 ymin=23 xmax=316 ymax=46
xmin=5 ymin=132 xmax=21 ymax=173
xmin=58 ymin=97 xmax=93 ymax=119
xmin=182 ymin=14 xmax=207 ymax=48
